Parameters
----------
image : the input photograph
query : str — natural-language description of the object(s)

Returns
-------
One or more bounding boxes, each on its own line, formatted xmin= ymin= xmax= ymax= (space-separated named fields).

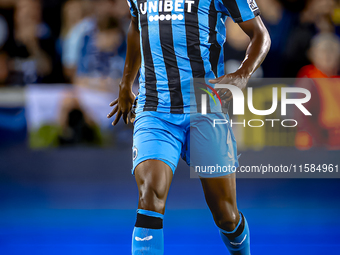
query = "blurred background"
xmin=0 ymin=0 xmax=339 ymax=254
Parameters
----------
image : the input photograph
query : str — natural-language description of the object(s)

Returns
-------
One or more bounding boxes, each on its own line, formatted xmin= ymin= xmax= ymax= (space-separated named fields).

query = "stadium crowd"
xmin=0 ymin=0 xmax=339 ymax=87
xmin=0 ymin=0 xmax=339 ymax=149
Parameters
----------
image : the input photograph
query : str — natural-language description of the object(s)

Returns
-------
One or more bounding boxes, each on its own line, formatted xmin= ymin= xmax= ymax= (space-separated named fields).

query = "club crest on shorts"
xmin=133 ymin=146 xmax=138 ymax=161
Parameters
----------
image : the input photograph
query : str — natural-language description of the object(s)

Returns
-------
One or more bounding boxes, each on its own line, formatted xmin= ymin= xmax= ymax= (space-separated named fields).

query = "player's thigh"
xmin=132 ymin=112 xmax=183 ymax=213
xmin=189 ymin=113 xmax=238 ymax=177
xmin=135 ymin=159 xmax=173 ymax=214
xmin=200 ymin=174 xmax=239 ymax=228
xmin=200 ymin=174 xmax=237 ymax=211
xmin=132 ymin=112 xmax=183 ymax=175
xmin=190 ymin=113 xmax=238 ymax=210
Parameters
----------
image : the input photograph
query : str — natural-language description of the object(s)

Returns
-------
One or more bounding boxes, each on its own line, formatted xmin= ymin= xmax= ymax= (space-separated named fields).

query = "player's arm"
xmin=210 ymin=16 xmax=271 ymax=101
xmin=237 ymin=16 xmax=270 ymax=78
xmin=107 ymin=16 xmax=141 ymax=125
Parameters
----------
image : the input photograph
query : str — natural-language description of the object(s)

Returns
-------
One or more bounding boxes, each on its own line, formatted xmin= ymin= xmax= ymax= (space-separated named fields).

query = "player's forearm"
xmin=238 ymin=34 xmax=270 ymax=77
xmin=237 ymin=17 xmax=271 ymax=77
xmin=120 ymin=17 xmax=141 ymax=91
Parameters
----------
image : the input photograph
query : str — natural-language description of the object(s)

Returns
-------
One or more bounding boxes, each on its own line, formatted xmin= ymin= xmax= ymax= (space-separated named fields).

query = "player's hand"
xmin=208 ymin=71 xmax=250 ymax=102
xmin=107 ymin=84 xmax=136 ymax=125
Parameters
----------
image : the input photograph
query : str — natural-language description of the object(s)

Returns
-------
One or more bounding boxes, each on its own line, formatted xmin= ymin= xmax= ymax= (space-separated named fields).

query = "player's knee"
xmin=213 ymin=207 xmax=240 ymax=232
xmin=215 ymin=215 xmax=239 ymax=232
xmin=138 ymin=184 xmax=167 ymax=213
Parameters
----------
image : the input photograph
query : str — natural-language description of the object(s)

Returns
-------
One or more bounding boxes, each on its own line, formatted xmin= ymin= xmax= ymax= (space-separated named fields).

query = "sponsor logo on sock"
xmin=230 ymin=234 xmax=247 ymax=246
xmin=135 ymin=235 xmax=153 ymax=241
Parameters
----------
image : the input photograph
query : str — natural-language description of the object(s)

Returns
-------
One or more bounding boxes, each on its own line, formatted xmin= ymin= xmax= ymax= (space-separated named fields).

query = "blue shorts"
xmin=132 ymin=111 xmax=239 ymax=177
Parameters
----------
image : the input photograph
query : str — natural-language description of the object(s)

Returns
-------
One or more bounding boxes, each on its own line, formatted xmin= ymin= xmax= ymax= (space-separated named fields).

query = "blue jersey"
xmin=127 ymin=0 xmax=260 ymax=113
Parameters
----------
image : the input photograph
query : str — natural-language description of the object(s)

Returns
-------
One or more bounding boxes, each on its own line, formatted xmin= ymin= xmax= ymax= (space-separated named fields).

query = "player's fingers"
xmin=225 ymin=93 xmax=233 ymax=102
xmin=217 ymin=88 xmax=225 ymax=95
xmin=208 ymin=75 xmax=224 ymax=84
xmin=129 ymin=111 xmax=136 ymax=123
xmin=107 ymin=106 xmax=118 ymax=118
xmin=109 ymin=99 xmax=118 ymax=107
xmin=221 ymin=91 xmax=232 ymax=100
xmin=123 ymin=112 xmax=128 ymax=124
xmin=113 ymin=110 xmax=122 ymax=126
xmin=218 ymin=89 xmax=230 ymax=98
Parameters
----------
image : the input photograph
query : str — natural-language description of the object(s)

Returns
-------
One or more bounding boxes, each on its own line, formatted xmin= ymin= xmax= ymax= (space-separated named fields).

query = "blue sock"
xmin=218 ymin=212 xmax=250 ymax=255
xmin=132 ymin=209 xmax=164 ymax=255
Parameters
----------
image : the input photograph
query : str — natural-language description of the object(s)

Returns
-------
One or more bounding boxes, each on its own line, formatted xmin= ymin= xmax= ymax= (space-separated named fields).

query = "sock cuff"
xmin=135 ymin=210 xmax=164 ymax=229
xmin=137 ymin=209 xmax=164 ymax=219
xmin=218 ymin=212 xmax=245 ymax=239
